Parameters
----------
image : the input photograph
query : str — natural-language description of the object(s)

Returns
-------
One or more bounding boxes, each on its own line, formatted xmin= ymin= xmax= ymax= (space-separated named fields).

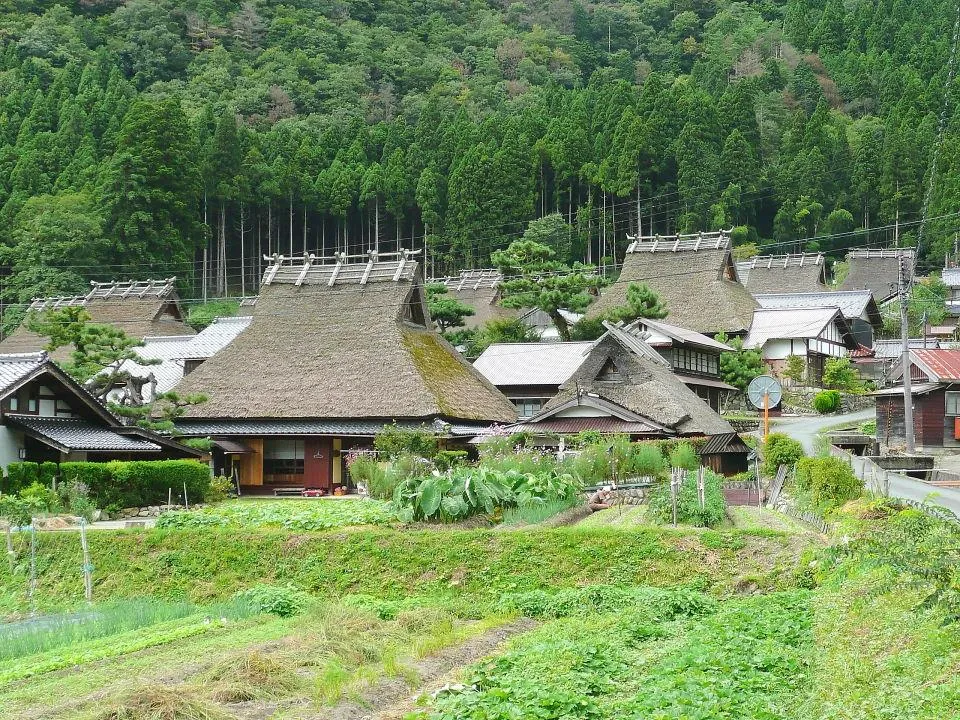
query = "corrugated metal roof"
xmin=175 ymin=418 xmax=493 ymax=437
xmin=873 ymin=339 xmax=937 ymax=359
xmin=873 ymin=383 xmax=941 ymax=396
xmin=0 ymin=352 xmax=46 ymax=393
xmin=943 ymin=268 xmax=960 ymax=287
xmin=911 ymin=349 xmax=960 ymax=382
xmin=473 ymin=342 xmax=593 ymax=386
xmin=6 ymin=415 xmax=160 ymax=452
xmin=744 ymin=307 xmax=840 ymax=349
xmin=753 ymin=291 xmax=874 ymax=320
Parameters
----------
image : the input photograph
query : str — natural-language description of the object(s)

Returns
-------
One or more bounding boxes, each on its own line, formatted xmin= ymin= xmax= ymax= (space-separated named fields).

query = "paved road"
xmin=773 ymin=410 xmax=960 ymax=517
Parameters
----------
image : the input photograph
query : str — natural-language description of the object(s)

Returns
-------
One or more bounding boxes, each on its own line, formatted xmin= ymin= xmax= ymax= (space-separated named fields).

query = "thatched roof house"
xmin=587 ymin=231 xmax=756 ymax=335
xmin=517 ymin=323 xmax=733 ymax=440
xmin=0 ymin=279 xmax=194 ymax=358
xmin=737 ymin=253 xmax=826 ymax=294
xmin=431 ymin=269 xmax=517 ymax=329
xmin=175 ymin=251 xmax=516 ymax=494
xmin=840 ymin=249 xmax=914 ymax=303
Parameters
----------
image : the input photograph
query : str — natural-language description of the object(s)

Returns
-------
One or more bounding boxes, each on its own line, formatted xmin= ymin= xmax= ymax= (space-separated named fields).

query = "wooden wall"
xmin=238 ymin=438 xmax=264 ymax=486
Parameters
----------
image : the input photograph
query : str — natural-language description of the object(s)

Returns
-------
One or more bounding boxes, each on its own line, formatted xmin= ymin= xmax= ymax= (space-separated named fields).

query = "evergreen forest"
xmin=1 ymin=0 xmax=959 ymax=307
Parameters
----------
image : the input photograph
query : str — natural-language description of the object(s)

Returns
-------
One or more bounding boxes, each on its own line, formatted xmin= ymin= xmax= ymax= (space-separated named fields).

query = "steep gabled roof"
xmin=908 ymin=349 xmax=960 ymax=383
xmin=526 ymin=332 xmax=733 ymax=436
xmin=0 ymin=278 xmax=194 ymax=358
xmin=840 ymin=248 xmax=914 ymax=302
xmin=587 ymin=231 xmax=757 ymax=334
xmin=629 ymin=317 xmax=733 ymax=352
xmin=176 ymin=252 xmax=517 ymax=423
xmin=431 ymin=270 xmax=517 ymax=329
xmin=737 ymin=253 xmax=826 ymax=294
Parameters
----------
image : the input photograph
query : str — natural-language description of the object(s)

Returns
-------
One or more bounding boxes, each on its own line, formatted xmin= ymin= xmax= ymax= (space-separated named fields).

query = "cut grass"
xmin=501 ymin=498 xmax=578 ymax=525
xmin=204 ymin=650 xmax=305 ymax=702
xmin=98 ymin=685 xmax=232 ymax=720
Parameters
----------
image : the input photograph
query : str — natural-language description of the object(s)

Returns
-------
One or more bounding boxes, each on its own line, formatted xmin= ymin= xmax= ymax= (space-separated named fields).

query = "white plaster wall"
xmin=0 ymin=426 xmax=24 ymax=469
xmin=556 ymin=405 xmax=609 ymax=418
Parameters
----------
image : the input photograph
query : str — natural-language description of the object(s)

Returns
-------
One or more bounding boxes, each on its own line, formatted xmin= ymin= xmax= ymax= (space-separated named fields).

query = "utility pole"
xmin=900 ymin=253 xmax=915 ymax=454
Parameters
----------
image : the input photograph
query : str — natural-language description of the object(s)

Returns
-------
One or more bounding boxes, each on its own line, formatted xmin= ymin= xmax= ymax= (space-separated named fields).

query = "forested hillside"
xmin=0 ymin=0 xmax=958 ymax=307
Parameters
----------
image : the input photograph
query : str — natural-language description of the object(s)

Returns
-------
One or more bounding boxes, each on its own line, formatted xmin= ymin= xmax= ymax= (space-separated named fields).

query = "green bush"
xmin=813 ymin=390 xmax=841 ymax=414
xmin=822 ymin=357 xmax=863 ymax=392
xmin=232 ymin=585 xmax=308 ymax=617
xmin=794 ymin=456 xmax=862 ymax=510
xmin=435 ymin=450 xmax=469 ymax=471
xmin=39 ymin=462 xmax=58 ymax=487
xmin=632 ymin=443 xmax=667 ymax=478
xmin=4 ymin=462 xmax=39 ymax=495
xmin=647 ymin=469 xmax=726 ymax=527
xmin=20 ymin=481 xmax=61 ymax=513
xmin=58 ymin=460 xmax=210 ymax=509
xmin=374 ymin=423 xmax=438 ymax=459
xmin=762 ymin=433 xmax=805 ymax=475
xmin=668 ymin=442 xmax=699 ymax=470
xmin=0 ymin=495 xmax=45 ymax=525
xmin=204 ymin=475 xmax=234 ymax=504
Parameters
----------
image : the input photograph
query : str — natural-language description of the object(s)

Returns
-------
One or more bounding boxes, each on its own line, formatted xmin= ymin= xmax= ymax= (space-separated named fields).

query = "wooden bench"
xmin=273 ymin=487 xmax=305 ymax=497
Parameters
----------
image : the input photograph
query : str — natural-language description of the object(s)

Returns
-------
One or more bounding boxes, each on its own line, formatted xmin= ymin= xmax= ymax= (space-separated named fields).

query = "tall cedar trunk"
xmin=611 ymin=198 xmax=616 ymax=271
xmin=267 ymin=201 xmax=272 ymax=257
xmin=288 ymin=192 xmax=293 ymax=256
xmin=202 ymin=191 xmax=208 ymax=302
xmin=303 ymin=206 xmax=307 ymax=254
xmin=587 ymin=186 xmax=593 ymax=264
xmin=240 ymin=200 xmax=246 ymax=297
xmin=218 ymin=202 xmax=226 ymax=296
xmin=375 ymin=196 xmax=380 ymax=252
xmin=569 ymin=184 xmax=573 ymax=225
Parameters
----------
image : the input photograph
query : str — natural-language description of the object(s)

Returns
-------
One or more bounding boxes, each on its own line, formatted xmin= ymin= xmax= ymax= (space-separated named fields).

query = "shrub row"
xmin=45 ymin=460 xmax=211 ymax=511
xmin=1 ymin=462 xmax=58 ymax=495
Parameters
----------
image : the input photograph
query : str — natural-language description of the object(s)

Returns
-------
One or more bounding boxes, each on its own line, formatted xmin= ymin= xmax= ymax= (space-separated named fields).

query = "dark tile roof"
xmin=6 ymin=415 xmax=161 ymax=452
xmin=175 ymin=418 xmax=495 ymax=437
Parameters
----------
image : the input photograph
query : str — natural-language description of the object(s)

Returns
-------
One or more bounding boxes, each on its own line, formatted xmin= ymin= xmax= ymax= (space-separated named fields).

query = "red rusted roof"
xmin=850 ymin=344 xmax=875 ymax=358
xmin=911 ymin=349 xmax=960 ymax=382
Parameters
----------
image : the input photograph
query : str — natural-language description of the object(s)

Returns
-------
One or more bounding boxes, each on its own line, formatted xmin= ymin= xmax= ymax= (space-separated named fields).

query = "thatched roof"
xmin=431 ymin=269 xmax=517 ymax=329
xmin=587 ymin=232 xmax=756 ymax=335
xmin=176 ymin=252 xmax=517 ymax=424
xmin=526 ymin=327 xmax=733 ymax=436
xmin=0 ymin=278 xmax=194 ymax=358
xmin=840 ymin=249 xmax=914 ymax=302
xmin=737 ymin=253 xmax=826 ymax=294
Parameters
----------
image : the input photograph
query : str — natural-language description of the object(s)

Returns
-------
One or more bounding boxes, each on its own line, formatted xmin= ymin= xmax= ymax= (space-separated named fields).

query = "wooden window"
xmin=7 ymin=396 xmax=18 ymax=412
xmin=263 ymin=438 xmax=304 ymax=477
xmin=946 ymin=392 xmax=960 ymax=416
xmin=512 ymin=398 xmax=546 ymax=418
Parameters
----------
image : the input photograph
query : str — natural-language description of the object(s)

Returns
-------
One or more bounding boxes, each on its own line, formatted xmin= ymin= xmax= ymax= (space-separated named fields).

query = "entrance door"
xmin=303 ymin=437 xmax=332 ymax=490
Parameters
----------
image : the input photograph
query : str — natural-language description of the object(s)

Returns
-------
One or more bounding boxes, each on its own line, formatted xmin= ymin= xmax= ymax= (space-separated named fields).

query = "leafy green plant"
xmin=648 ymin=469 xmax=726 ymax=527
xmin=373 ymin=423 xmax=439 ymax=459
xmin=20 ymin=481 xmax=62 ymax=513
xmin=434 ymin=450 xmax=469 ymax=471
xmin=58 ymin=460 xmax=211 ymax=509
xmin=762 ymin=433 xmax=805 ymax=475
xmin=822 ymin=357 xmax=863 ymax=392
xmin=794 ymin=456 xmax=862 ymax=510
xmin=231 ymin=585 xmax=309 ymax=618
xmin=714 ymin=333 xmax=763 ymax=390
xmin=813 ymin=389 xmax=842 ymax=413
xmin=156 ymin=499 xmax=397 ymax=530
xmin=0 ymin=495 xmax=45 ymax=526
xmin=783 ymin=354 xmax=805 ymax=384
xmin=58 ymin=479 xmax=96 ymax=520
xmin=204 ymin=475 xmax=234 ymax=504
xmin=668 ymin=442 xmax=698 ymax=471
xmin=4 ymin=462 xmax=40 ymax=495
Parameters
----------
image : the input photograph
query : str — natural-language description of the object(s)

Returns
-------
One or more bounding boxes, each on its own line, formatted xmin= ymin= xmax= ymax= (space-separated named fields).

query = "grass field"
xmin=0 ymin=502 xmax=957 ymax=720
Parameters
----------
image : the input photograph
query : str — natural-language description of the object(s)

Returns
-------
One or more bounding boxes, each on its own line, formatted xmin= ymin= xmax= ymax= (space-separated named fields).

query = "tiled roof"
xmin=0 ymin=352 xmax=46 ymax=393
xmin=753 ymin=291 xmax=876 ymax=320
xmin=6 ymin=415 xmax=160 ymax=452
xmin=473 ymin=342 xmax=593 ymax=386
xmin=911 ymin=349 xmax=960 ymax=382
xmin=174 ymin=418 xmax=495 ymax=438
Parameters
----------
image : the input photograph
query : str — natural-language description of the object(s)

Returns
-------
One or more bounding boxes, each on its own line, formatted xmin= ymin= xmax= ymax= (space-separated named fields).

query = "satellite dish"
xmin=747 ymin=375 xmax=782 ymax=409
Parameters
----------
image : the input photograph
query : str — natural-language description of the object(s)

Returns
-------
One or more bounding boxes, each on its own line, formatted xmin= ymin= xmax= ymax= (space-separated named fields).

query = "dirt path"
xmin=314 ymin=618 xmax=536 ymax=720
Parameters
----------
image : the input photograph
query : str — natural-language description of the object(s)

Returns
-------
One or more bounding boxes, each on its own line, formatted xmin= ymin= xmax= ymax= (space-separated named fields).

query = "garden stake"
xmin=28 ymin=524 xmax=36 ymax=617
xmin=183 ymin=482 xmax=189 ymax=510
xmin=4 ymin=522 xmax=13 ymax=573
xmin=79 ymin=518 xmax=93 ymax=604
xmin=168 ymin=487 xmax=172 ymax=508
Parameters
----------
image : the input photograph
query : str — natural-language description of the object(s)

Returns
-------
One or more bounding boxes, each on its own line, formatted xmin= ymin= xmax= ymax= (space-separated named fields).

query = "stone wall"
xmin=105 ymin=504 xmax=202 ymax=520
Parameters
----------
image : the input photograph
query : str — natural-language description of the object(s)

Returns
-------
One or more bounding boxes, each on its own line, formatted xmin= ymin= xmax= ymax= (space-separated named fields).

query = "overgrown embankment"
xmin=0 ymin=525 xmax=810 ymax=612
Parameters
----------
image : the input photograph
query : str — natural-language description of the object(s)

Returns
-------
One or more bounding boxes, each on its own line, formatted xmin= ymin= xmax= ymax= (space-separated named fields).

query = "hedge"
xmin=57 ymin=460 xmax=211 ymax=510
xmin=2 ymin=462 xmax=58 ymax=495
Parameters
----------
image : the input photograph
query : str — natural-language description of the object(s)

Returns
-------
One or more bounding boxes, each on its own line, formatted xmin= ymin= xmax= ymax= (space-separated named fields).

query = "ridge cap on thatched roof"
xmin=625 ymin=230 xmax=731 ymax=254
xmin=259 ymin=249 xmax=422 ymax=287
xmin=847 ymin=247 xmax=915 ymax=259
xmin=29 ymin=277 xmax=179 ymax=311
xmin=431 ymin=268 xmax=503 ymax=290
